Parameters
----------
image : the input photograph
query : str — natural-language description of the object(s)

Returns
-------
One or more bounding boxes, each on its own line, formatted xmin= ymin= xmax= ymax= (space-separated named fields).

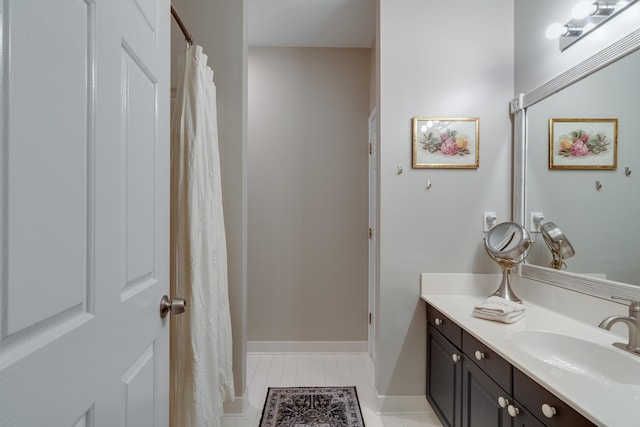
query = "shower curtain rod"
xmin=171 ymin=4 xmax=194 ymax=45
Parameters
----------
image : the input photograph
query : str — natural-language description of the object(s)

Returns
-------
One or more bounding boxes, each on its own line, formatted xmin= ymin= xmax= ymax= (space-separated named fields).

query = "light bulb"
xmin=572 ymin=1 xmax=597 ymax=19
xmin=546 ymin=23 xmax=566 ymax=39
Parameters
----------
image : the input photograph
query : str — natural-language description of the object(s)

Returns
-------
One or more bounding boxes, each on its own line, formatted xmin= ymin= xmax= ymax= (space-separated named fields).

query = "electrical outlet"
xmin=483 ymin=212 xmax=497 ymax=232
xmin=530 ymin=212 xmax=544 ymax=233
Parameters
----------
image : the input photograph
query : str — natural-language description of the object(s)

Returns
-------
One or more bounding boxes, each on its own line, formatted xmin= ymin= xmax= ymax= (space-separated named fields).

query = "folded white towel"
xmin=472 ymin=309 xmax=525 ymax=324
xmin=474 ymin=296 xmax=524 ymax=315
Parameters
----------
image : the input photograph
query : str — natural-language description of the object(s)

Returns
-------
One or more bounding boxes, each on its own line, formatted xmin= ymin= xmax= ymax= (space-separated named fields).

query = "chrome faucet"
xmin=598 ymin=298 xmax=640 ymax=355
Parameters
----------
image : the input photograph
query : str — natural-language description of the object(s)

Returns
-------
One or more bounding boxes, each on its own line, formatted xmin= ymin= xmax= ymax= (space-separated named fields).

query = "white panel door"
xmin=0 ymin=0 xmax=171 ymax=426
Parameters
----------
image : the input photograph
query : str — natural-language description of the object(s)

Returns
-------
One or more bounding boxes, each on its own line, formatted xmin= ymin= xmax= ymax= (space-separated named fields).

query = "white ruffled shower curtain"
xmin=170 ymin=44 xmax=235 ymax=427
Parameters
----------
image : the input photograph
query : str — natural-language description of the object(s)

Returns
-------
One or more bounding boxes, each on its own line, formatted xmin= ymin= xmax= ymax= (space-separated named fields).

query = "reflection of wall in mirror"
xmin=525 ymin=50 xmax=640 ymax=285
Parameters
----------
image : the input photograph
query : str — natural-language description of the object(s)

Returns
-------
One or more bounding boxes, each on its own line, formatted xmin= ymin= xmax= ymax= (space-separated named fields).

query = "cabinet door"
xmin=510 ymin=400 xmax=546 ymax=427
xmin=427 ymin=325 xmax=463 ymax=427
xmin=462 ymin=358 xmax=512 ymax=427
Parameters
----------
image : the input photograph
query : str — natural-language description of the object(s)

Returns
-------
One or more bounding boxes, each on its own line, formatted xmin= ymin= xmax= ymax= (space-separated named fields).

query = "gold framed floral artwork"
xmin=412 ymin=117 xmax=479 ymax=168
xmin=549 ymin=118 xmax=618 ymax=170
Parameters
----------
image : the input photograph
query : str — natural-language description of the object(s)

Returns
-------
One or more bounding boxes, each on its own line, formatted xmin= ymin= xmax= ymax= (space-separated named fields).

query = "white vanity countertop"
xmin=421 ymin=277 xmax=640 ymax=427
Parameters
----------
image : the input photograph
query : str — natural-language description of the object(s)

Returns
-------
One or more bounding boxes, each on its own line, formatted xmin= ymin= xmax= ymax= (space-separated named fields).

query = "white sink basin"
xmin=508 ymin=330 xmax=640 ymax=384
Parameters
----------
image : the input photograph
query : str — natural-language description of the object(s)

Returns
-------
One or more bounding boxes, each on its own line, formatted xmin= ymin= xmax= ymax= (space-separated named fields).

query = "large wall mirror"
xmin=513 ymin=29 xmax=640 ymax=301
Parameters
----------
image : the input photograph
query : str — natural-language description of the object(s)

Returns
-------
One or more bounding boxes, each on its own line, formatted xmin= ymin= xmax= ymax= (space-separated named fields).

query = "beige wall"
xmin=248 ymin=47 xmax=371 ymax=342
xmin=376 ymin=0 xmax=514 ymax=395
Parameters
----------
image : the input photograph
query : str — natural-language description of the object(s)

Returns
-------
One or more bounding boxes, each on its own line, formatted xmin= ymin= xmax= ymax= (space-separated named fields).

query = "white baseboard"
xmin=247 ymin=341 xmax=368 ymax=353
xmin=375 ymin=394 xmax=430 ymax=415
xmin=223 ymin=388 xmax=248 ymax=416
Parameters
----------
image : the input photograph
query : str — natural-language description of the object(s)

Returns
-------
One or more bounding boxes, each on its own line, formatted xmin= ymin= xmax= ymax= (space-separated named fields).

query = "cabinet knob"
xmin=507 ymin=405 xmax=520 ymax=418
xmin=474 ymin=350 xmax=485 ymax=360
xmin=541 ymin=403 xmax=557 ymax=418
xmin=451 ymin=353 xmax=461 ymax=363
xmin=497 ymin=396 xmax=509 ymax=408
xmin=435 ymin=318 xmax=443 ymax=326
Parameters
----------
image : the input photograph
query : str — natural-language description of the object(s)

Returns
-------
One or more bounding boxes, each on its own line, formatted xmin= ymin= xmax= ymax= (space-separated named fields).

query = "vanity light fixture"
xmin=546 ymin=23 xmax=584 ymax=39
xmin=547 ymin=0 xmax=638 ymax=50
xmin=573 ymin=1 xmax=617 ymax=19
xmin=592 ymin=1 xmax=618 ymax=15
xmin=564 ymin=24 xmax=585 ymax=37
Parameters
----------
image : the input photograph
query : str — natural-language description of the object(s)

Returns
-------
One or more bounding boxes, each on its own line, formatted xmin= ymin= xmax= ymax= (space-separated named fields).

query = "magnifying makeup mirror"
xmin=484 ymin=222 xmax=533 ymax=303
xmin=540 ymin=222 xmax=575 ymax=270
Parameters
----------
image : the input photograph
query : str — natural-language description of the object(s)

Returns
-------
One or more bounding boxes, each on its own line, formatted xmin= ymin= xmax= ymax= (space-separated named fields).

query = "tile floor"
xmin=221 ymin=353 xmax=443 ymax=427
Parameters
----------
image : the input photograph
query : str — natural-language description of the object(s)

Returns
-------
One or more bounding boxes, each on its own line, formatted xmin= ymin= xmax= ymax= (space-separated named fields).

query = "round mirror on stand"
xmin=484 ymin=222 xmax=533 ymax=303
xmin=540 ymin=222 xmax=575 ymax=270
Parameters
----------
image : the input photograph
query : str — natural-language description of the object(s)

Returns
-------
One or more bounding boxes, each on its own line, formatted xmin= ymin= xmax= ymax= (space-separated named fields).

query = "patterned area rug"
xmin=259 ymin=386 xmax=365 ymax=427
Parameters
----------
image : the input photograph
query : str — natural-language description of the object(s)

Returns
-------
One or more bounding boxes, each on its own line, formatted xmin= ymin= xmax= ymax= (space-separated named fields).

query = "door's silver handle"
xmin=160 ymin=295 xmax=186 ymax=318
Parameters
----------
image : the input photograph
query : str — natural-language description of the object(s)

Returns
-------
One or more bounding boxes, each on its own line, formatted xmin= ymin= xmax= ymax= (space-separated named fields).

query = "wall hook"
xmin=625 ymin=167 xmax=631 ymax=176
xmin=397 ymin=165 xmax=403 ymax=175
xmin=596 ymin=180 xmax=603 ymax=191
xmin=426 ymin=179 xmax=432 ymax=190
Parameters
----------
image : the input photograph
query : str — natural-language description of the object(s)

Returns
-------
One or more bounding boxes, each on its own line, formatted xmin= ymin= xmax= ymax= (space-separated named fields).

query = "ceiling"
xmin=248 ymin=0 xmax=375 ymax=48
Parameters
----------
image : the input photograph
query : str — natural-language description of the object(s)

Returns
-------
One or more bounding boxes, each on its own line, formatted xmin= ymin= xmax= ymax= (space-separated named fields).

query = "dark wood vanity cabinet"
xmin=426 ymin=305 xmax=463 ymax=427
xmin=426 ymin=304 xmax=595 ymax=427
